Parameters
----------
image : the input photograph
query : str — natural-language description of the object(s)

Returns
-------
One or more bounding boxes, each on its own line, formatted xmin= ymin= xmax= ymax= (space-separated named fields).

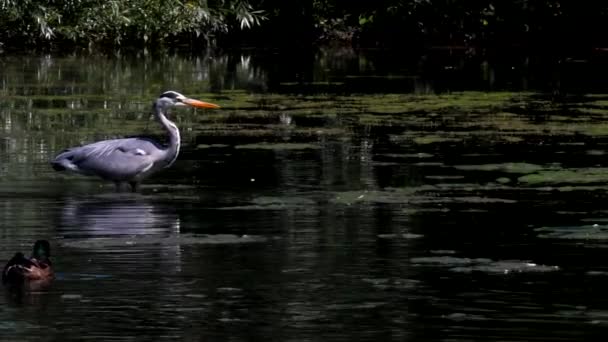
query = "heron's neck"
xmin=157 ymin=110 xmax=181 ymax=168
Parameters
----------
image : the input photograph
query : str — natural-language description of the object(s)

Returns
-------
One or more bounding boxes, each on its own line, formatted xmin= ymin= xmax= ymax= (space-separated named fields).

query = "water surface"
xmin=2 ymin=49 xmax=608 ymax=341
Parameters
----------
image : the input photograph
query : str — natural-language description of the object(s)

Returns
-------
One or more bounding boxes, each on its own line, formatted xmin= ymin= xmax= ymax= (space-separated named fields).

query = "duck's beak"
xmin=183 ymin=98 xmax=220 ymax=109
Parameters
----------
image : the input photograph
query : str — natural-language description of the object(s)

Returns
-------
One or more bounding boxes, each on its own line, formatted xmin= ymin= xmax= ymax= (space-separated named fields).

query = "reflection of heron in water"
xmin=59 ymin=195 xmax=183 ymax=273
xmin=60 ymin=195 xmax=180 ymax=237
xmin=51 ymin=91 xmax=220 ymax=191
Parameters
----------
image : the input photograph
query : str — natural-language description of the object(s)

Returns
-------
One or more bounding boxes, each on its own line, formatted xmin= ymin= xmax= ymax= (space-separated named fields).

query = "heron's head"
xmin=32 ymin=240 xmax=51 ymax=260
xmin=154 ymin=90 xmax=220 ymax=113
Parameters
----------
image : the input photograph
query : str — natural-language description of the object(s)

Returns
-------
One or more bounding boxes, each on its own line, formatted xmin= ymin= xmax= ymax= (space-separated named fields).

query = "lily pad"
xmin=60 ymin=233 xmax=271 ymax=249
xmin=519 ymin=168 xmax=608 ymax=185
xmin=453 ymin=163 xmax=545 ymax=174
xmin=535 ymin=225 xmax=608 ymax=240
xmin=413 ymin=135 xmax=462 ymax=145
xmin=411 ymin=256 xmax=559 ymax=274
xmin=235 ymin=143 xmax=320 ymax=150
xmin=221 ymin=196 xmax=317 ymax=210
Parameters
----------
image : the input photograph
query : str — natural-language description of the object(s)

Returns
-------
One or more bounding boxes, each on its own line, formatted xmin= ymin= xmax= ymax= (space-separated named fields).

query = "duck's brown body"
xmin=2 ymin=240 xmax=54 ymax=289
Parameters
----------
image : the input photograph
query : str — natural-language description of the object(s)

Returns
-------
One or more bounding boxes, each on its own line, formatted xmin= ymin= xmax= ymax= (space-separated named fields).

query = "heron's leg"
xmin=129 ymin=181 xmax=139 ymax=192
xmin=114 ymin=181 xmax=124 ymax=192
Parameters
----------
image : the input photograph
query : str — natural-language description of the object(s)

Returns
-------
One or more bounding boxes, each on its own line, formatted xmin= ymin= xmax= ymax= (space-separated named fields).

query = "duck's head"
xmin=32 ymin=240 xmax=51 ymax=261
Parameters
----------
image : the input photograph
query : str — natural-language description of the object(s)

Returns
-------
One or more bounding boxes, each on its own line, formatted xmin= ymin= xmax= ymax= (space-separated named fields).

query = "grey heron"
xmin=51 ymin=91 xmax=220 ymax=191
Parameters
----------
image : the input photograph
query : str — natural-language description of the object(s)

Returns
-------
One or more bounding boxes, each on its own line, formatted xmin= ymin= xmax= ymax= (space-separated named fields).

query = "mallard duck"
xmin=2 ymin=240 xmax=54 ymax=289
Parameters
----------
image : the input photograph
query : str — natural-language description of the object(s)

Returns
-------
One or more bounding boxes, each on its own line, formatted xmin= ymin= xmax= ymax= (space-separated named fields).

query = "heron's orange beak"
xmin=184 ymin=98 xmax=220 ymax=109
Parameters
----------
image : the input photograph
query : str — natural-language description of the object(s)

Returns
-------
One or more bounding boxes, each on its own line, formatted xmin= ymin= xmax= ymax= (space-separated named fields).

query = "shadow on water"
xmin=4 ymin=47 xmax=608 ymax=340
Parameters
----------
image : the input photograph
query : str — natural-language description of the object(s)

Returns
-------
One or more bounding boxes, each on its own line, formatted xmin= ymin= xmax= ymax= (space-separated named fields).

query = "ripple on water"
xmin=218 ymin=196 xmax=317 ymax=210
xmin=361 ymin=277 xmax=420 ymax=291
xmin=443 ymin=312 xmax=488 ymax=322
xmin=410 ymin=256 xmax=559 ymax=274
xmin=452 ymin=162 xmax=546 ymax=174
xmin=556 ymin=308 xmax=608 ymax=325
xmin=430 ymin=249 xmax=457 ymax=254
xmin=325 ymin=302 xmax=386 ymax=310
xmin=59 ymin=233 xmax=272 ymax=249
xmin=331 ymin=189 xmax=516 ymax=206
xmin=377 ymin=233 xmax=423 ymax=239
xmin=0 ymin=320 xmax=41 ymax=331
xmin=535 ymin=224 xmax=608 ymax=240
xmin=61 ymin=294 xmax=84 ymax=301
xmin=234 ymin=142 xmax=321 ymax=150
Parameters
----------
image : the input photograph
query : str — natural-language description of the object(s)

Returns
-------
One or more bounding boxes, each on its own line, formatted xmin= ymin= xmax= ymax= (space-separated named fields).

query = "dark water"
xmin=2 ymin=48 xmax=608 ymax=340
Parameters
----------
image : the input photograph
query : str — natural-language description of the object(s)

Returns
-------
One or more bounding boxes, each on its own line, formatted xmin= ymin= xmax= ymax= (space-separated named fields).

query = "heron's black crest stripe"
xmin=159 ymin=91 xmax=181 ymax=100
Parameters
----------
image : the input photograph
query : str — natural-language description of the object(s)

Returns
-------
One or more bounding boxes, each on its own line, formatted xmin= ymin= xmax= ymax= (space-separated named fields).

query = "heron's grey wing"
xmin=52 ymin=138 xmax=162 ymax=180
